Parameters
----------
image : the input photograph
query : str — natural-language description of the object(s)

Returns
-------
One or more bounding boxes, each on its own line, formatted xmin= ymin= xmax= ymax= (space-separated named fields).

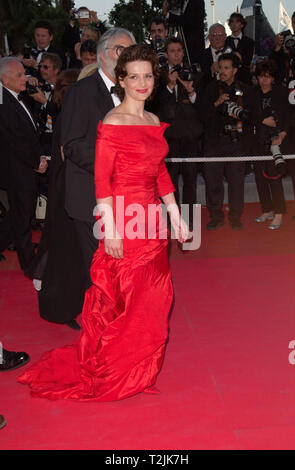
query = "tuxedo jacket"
xmin=61 ymin=71 xmax=114 ymax=222
xmin=0 ymin=87 xmax=43 ymax=190
xmin=225 ymin=34 xmax=254 ymax=84
xmin=196 ymin=47 xmax=216 ymax=91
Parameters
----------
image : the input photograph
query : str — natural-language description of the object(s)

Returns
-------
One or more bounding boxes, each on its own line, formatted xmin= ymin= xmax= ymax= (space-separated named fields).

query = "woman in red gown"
xmin=18 ymin=44 xmax=188 ymax=401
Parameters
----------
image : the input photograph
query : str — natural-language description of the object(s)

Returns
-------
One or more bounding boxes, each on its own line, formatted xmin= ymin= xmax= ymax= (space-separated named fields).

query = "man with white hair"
xmin=197 ymin=23 xmax=228 ymax=86
xmin=61 ymin=28 xmax=135 ymax=288
xmin=0 ymin=57 xmax=47 ymax=273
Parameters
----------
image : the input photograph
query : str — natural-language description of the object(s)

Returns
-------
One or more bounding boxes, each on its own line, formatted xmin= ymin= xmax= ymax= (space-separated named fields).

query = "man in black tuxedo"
xmin=0 ymin=57 xmax=47 ymax=273
xmin=61 ymin=28 xmax=135 ymax=287
xmin=224 ymin=13 xmax=254 ymax=85
xmin=197 ymin=23 xmax=227 ymax=88
xmin=22 ymin=20 xmax=65 ymax=76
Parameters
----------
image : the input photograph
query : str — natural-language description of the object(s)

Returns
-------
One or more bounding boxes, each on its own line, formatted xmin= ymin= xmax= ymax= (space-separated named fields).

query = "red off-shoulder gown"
xmin=18 ymin=122 xmax=175 ymax=401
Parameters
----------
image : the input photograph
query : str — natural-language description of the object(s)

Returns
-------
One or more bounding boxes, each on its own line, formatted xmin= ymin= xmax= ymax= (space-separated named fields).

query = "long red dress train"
xmin=18 ymin=122 xmax=175 ymax=401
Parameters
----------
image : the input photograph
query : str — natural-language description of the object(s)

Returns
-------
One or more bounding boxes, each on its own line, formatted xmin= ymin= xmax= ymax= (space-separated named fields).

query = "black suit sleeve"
xmin=61 ymin=85 xmax=95 ymax=174
xmin=0 ymin=106 xmax=42 ymax=170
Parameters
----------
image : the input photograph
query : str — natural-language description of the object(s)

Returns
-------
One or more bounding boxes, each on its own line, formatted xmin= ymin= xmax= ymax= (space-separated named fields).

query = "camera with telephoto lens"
xmin=151 ymin=38 xmax=167 ymax=68
xmin=220 ymin=90 xmax=250 ymax=122
xmin=26 ymin=80 xmax=54 ymax=95
xmin=262 ymin=111 xmax=286 ymax=176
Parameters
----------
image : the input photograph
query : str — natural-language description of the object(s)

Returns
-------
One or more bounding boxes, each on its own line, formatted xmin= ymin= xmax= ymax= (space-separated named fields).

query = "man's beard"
xmin=105 ymin=56 xmax=117 ymax=80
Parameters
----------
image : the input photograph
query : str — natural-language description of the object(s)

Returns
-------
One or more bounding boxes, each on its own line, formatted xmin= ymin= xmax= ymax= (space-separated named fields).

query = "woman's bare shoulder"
xmin=145 ymin=111 xmax=160 ymax=126
xmin=103 ymin=110 xmax=126 ymax=125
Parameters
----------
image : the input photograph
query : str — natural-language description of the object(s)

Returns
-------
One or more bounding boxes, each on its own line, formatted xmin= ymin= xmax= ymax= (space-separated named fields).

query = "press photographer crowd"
xmin=1 ymin=4 xmax=295 ymax=300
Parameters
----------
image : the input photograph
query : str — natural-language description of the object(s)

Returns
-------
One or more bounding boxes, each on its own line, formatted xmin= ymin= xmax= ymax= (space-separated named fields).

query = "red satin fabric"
xmin=18 ymin=123 xmax=175 ymax=402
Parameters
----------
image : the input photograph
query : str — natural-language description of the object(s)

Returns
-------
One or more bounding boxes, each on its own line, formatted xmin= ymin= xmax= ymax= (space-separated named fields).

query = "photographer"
xmin=26 ymin=53 xmax=62 ymax=155
xmin=270 ymin=12 xmax=295 ymax=86
xmin=62 ymin=6 xmax=105 ymax=68
xmin=252 ymin=59 xmax=291 ymax=230
xmin=151 ymin=37 xmax=203 ymax=231
xmin=24 ymin=53 xmax=62 ymax=210
xmin=149 ymin=17 xmax=168 ymax=69
xmin=201 ymin=53 xmax=254 ymax=230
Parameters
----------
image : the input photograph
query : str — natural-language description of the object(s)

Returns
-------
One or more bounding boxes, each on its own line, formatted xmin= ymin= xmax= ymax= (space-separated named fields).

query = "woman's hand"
xmin=168 ymin=204 xmax=190 ymax=243
xmin=104 ymin=235 xmax=123 ymax=259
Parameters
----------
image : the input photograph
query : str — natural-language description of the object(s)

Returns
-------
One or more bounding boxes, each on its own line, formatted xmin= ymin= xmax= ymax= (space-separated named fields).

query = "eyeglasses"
xmin=210 ymin=33 xmax=226 ymax=37
xmin=105 ymin=45 xmax=125 ymax=56
xmin=40 ymin=64 xmax=50 ymax=69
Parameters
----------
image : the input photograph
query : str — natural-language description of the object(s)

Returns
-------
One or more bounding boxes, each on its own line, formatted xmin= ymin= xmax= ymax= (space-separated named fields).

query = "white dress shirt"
xmin=3 ymin=85 xmax=37 ymax=130
xmin=231 ymin=33 xmax=243 ymax=49
xmin=36 ymin=45 xmax=50 ymax=64
xmin=98 ymin=68 xmax=121 ymax=107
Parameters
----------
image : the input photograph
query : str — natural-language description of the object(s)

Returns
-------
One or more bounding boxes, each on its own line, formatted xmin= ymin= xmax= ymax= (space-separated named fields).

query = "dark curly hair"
xmin=255 ymin=59 xmax=277 ymax=79
xmin=113 ymin=44 xmax=160 ymax=101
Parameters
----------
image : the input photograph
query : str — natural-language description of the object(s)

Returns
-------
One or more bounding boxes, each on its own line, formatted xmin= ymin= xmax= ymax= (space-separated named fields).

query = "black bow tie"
xmin=110 ymin=86 xmax=115 ymax=94
xmin=18 ymin=94 xmax=23 ymax=102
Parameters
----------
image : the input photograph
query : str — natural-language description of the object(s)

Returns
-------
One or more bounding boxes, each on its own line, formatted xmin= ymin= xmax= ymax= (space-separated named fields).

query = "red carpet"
xmin=1 ymin=202 xmax=295 ymax=449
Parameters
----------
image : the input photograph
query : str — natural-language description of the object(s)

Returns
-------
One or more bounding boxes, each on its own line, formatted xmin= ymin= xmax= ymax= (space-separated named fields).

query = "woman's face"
xmin=120 ymin=61 xmax=154 ymax=101
xmin=257 ymin=72 xmax=274 ymax=90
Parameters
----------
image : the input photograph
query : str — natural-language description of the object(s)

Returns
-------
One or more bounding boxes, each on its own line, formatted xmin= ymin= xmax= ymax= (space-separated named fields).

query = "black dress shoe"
xmin=0 ymin=349 xmax=30 ymax=372
xmin=0 ymin=415 xmax=6 ymax=430
xmin=7 ymin=242 xmax=16 ymax=251
xmin=0 ymin=253 xmax=6 ymax=262
xmin=229 ymin=219 xmax=243 ymax=230
xmin=206 ymin=219 xmax=224 ymax=231
xmin=65 ymin=320 xmax=81 ymax=331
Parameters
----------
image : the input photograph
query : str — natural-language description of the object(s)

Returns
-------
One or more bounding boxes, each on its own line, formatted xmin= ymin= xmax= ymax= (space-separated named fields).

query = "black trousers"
xmin=203 ymin=161 xmax=246 ymax=221
xmin=166 ymin=161 xmax=199 ymax=229
xmin=0 ymin=183 xmax=38 ymax=273
xmin=73 ymin=218 xmax=99 ymax=289
xmin=253 ymin=163 xmax=286 ymax=214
